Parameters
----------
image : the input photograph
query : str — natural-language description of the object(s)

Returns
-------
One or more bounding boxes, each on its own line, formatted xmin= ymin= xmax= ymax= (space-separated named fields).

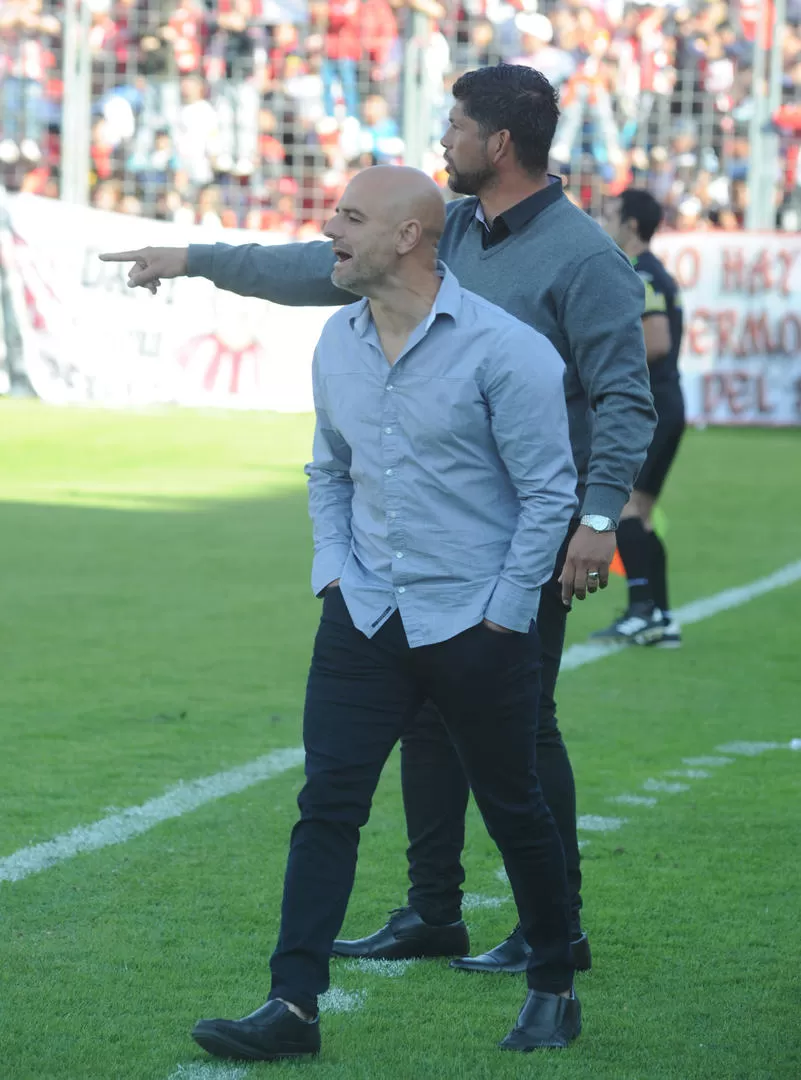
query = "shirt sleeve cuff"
xmin=484 ymin=581 xmax=542 ymax=633
xmin=186 ymin=244 xmax=216 ymax=279
xmin=311 ymin=545 xmax=351 ymax=598
xmin=580 ymin=483 xmax=627 ymax=525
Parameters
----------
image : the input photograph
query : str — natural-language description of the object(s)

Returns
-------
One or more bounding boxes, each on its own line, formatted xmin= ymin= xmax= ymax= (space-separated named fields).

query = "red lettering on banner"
xmin=749 ymin=250 xmax=774 ymax=294
xmin=776 ymin=250 xmax=798 ymax=296
xmin=756 ymin=375 xmax=775 ymax=415
xmin=718 ymin=247 xmax=799 ymax=297
xmin=721 ymin=249 xmax=745 ymax=292
xmin=703 ymin=373 xmax=726 ymax=415
xmin=728 ymin=372 xmax=751 ymax=415
xmin=778 ymin=314 xmax=801 ymax=356
xmin=716 ymin=309 xmax=739 ymax=356
xmin=703 ymin=372 xmax=777 ymax=418
xmin=688 ymin=308 xmax=713 ymax=355
xmin=686 ymin=309 xmax=801 ymax=359
xmin=740 ymin=313 xmax=774 ymax=357
xmin=674 ymin=248 xmax=700 ymax=289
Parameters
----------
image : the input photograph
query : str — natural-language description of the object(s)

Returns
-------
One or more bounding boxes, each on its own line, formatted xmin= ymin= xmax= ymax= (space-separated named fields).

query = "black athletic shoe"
xmin=332 ymin=906 xmax=469 ymax=960
xmin=449 ymin=925 xmax=591 ymax=974
xmin=191 ymin=999 xmax=321 ymax=1062
xmin=590 ymin=603 xmax=666 ymax=645
xmin=651 ymin=613 xmax=682 ymax=648
xmin=500 ymin=989 xmax=582 ymax=1051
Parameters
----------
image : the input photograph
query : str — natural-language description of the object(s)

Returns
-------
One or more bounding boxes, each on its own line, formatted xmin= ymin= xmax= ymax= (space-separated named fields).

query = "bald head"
xmin=343 ymin=165 xmax=446 ymax=244
xmin=326 ymin=166 xmax=447 ymax=296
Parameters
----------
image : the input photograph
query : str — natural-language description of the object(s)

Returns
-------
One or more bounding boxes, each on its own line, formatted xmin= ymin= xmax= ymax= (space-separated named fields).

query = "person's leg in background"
xmin=550 ymin=81 xmax=586 ymax=170
xmin=594 ymin=393 xmax=685 ymax=646
xmin=321 ymin=57 xmax=337 ymax=118
xmin=332 ymin=700 xmax=471 ymax=959
xmin=338 ymin=58 xmax=360 ymax=120
xmin=335 ymin=524 xmax=590 ymax=973
xmin=451 ymin=523 xmax=590 ymax=974
xmin=232 ymin=79 xmax=259 ymax=172
xmin=191 ymin=592 xmax=423 ymax=1061
xmin=423 ymin=623 xmax=580 ymax=1050
xmin=20 ymin=77 xmax=43 ymax=160
xmin=0 ymin=77 xmax=23 ymax=159
xmin=402 ymin=699 xmax=467 ymax=926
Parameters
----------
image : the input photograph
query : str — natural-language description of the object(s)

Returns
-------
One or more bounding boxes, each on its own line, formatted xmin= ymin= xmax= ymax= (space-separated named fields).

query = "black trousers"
xmin=269 ymin=588 xmax=573 ymax=1015
xmin=402 ymin=524 xmax=582 ymax=928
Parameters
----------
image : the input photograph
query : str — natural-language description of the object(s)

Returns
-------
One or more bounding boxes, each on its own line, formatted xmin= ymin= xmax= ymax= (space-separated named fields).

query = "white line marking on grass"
xmin=643 ymin=779 xmax=690 ymax=793
xmin=462 ymin=892 xmax=510 ymax=910
xmin=0 ymin=747 xmax=305 ymax=884
xmin=560 ymin=558 xmax=801 ymax=673
xmin=683 ymin=756 xmax=734 ymax=767
xmin=495 ymin=867 xmax=509 ymax=885
xmin=168 ymin=1065 xmax=250 ymax=1080
xmin=577 ymin=814 xmax=626 ymax=832
xmin=716 ymin=741 xmax=788 ymax=756
xmin=344 ymin=959 xmax=416 ymax=978
xmin=791 ymin=739 xmax=801 ymax=751
xmin=665 ymin=769 xmax=711 ymax=779
xmin=607 ymin=794 xmax=658 ymax=807
xmin=320 ymin=988 xmax=366 ymax=1013
xmin=6 ymin=561 xmax=801 ymax=888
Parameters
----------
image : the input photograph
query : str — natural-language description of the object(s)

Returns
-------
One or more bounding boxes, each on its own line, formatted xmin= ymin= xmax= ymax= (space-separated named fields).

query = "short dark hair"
xmin=451 ymin=64 xmax=560 ymax=175
xmin=619 ymin=188 xmax=664 ymax=243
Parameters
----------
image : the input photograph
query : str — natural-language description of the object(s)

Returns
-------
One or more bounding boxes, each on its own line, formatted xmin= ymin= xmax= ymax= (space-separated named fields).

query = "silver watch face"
xmin=582 ymin=515 xmax=615 ymax=532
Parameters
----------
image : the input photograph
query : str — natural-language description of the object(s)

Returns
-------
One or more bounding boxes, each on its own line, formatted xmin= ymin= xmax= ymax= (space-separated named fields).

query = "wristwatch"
xmin=580 ymin=514 xmax=617 ymax=533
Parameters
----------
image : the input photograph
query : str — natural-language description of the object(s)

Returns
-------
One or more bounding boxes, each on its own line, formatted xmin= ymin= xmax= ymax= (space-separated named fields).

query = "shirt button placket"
xmin=384 ymin=376 xmax=403 ymax=596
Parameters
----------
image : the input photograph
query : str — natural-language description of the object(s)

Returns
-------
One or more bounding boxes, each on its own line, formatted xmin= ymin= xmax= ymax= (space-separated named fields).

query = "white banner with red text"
xmin=1 ymin=193 xmax=332 ymax=411
xmin=2 ymin=194 xmax=800 ymax=425
xmin=652 ymin=232 xmax=801 ymax=426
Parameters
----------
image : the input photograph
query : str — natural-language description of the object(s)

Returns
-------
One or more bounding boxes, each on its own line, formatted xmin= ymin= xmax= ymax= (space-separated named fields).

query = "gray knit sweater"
xmin=187 ymin=188 xmax=656 ymax=521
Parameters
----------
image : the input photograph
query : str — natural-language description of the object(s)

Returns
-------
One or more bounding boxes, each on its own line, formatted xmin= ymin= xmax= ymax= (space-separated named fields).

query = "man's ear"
xmin=396 ymin=219 xmax=423 ymax=255
xmin=488 ymin=128 xmax=512 ymax=166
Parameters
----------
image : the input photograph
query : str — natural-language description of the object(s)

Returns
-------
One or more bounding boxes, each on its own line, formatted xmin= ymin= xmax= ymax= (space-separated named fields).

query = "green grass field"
xmin=2 ymin=401 xmax=800 ymax=1080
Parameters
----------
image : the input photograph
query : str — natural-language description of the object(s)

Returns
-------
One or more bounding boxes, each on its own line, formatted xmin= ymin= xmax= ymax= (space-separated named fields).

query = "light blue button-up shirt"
xmin=305 ymin=263 xmax=578 ymax=648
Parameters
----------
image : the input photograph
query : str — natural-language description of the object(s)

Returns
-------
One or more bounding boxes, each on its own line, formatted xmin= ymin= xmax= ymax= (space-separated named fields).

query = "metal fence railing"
xmin=1 ymin=0 xmax=799 ymax=233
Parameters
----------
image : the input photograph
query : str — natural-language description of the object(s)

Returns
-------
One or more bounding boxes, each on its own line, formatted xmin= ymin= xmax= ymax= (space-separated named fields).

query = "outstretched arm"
xmin=98 ymin=240 xmax=351 ymax=307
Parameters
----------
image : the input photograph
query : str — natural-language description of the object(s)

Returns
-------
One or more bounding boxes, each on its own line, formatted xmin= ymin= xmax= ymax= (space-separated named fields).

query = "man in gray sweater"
xmin=101 ymin=64 xmax=656 ymax=975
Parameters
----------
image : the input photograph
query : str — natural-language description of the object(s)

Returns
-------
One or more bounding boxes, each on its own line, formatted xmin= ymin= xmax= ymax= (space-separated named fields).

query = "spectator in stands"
xmin=0 ymin=0 xmax=60 ymax=165
xmin=205 ymin=0 xmax=265 ymax=177
xmin=510 ymin=12 xmax=575 ymax=88
xmin=316 ymin=0 xmax=362 ymax=118
xmin=173 ymin=72 xmax=220 ymax=187
xmin=359 ymin=93 xmax=403 ymax=162
xmin=3 ymin=0 xmax=801 ymax=234
xmin=128 ymin=128 xmax=179 ymax=214
xmin=91 ymin=178 xmax=122 ymax=212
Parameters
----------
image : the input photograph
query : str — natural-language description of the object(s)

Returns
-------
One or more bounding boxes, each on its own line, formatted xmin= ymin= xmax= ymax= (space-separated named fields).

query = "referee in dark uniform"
xmin=594 ymin=188 xmax=685 ymax=647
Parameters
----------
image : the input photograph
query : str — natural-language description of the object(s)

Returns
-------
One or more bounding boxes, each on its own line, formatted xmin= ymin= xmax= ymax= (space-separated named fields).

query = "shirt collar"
xmin=474 ymin=175 xmax=564 ymax=235
xmin=350 ymin=260 xmax=462 ymax=338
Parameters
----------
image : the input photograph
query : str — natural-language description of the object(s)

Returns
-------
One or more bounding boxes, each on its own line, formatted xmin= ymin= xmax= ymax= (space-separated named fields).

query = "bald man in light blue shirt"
xmin=191 ymin=166 xmax=582 ymax=1064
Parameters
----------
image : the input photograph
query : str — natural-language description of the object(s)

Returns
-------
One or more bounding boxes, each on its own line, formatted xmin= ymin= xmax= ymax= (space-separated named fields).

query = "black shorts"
xmin=635 ymin=387 xmax=685 ymax=498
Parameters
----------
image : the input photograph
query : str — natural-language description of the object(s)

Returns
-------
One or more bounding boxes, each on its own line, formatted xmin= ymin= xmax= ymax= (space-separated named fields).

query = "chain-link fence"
xmin=1 ymin=0 xmax=800 ymax=234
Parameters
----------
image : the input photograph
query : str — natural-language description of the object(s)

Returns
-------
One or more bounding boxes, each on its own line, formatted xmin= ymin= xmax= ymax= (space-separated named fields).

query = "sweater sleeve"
xmin=186 ymin=240 xmax=352 ymax=307
xmin=559 ymin=247 xmax=657 ymax=522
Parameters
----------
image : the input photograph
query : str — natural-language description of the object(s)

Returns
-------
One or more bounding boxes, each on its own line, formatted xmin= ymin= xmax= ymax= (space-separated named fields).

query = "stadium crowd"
xmin=1 ymin=0 xmax=801 ymax=232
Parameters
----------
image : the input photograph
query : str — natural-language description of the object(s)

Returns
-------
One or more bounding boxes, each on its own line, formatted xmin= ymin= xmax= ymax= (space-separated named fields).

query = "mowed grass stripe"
xmin=3 ymin=558 xmax=799 ymax=886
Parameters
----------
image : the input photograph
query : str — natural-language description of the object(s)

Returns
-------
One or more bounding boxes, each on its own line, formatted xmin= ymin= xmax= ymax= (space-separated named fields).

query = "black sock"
xmin=616 ymin=517 xmax=655 ymax=608
xmin=646 ymin=530 xmax=669 ymax=614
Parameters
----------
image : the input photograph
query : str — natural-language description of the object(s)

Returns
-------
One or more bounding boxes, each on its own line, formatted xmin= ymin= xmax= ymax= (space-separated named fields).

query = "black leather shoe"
xmin=332 ymin=906 xmax=469 ymax=960
xmin=499 ymin=989 xmax=582 ymax=1051
xmin=191 ymin=999 xmax=321 ymax=1061
xmin=449 ymin=925 xmax=591 ymax=974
